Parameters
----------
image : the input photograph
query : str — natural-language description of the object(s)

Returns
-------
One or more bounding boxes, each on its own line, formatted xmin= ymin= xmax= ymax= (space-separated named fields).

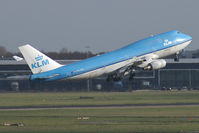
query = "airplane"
xmin=18 ymin=30 xmax=192 ymax=82
xmin=13 ymin=55 xmax=23 ymax=61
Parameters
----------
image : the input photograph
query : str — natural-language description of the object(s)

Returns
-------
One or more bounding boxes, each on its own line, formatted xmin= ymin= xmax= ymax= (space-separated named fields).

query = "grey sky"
xmin=0 ymin=0 xmax=198 ymax=53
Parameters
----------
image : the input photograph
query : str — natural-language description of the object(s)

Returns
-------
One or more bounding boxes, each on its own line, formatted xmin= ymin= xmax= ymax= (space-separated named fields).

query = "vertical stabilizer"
xmin=19 ymin=44 xmax=62 ymax=74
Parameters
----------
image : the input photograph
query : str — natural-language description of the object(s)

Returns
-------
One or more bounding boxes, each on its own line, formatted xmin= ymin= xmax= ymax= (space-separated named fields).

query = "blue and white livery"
xmin=19 ymin=30 xmax=192 ymax=81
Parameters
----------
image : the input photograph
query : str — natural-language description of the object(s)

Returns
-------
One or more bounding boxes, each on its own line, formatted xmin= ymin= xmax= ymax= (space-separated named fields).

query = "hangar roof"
xmin=166 ymin=58 xmax=199 ymax=64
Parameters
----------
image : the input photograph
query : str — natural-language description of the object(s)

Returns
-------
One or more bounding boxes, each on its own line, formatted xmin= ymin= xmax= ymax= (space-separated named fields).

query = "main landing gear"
xmin=107 ymin=72 xmax=136 ymax=82
xmin=174 ymin=53 xmax=179 ymax=62
xmin=106 ymin=74 xmax=123 ymax=82
xmin=129 ymin=73 xmax=136 ymax=80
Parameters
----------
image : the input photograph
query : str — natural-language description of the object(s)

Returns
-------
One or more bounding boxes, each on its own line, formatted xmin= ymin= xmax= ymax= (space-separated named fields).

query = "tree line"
xmin=1 ymin=45 xmax=199 ymax=60
xmin=0 ymin=46 xmax=104 ymax=60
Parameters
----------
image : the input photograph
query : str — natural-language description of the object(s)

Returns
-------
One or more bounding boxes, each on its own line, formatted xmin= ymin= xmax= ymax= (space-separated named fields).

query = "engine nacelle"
xmin=145 ymin=59 xmax=166 ymax=70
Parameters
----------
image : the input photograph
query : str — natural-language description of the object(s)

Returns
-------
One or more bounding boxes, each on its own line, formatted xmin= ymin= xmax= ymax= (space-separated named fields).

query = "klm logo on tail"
xmin=31 ymin=55 xmax=50 ymax=69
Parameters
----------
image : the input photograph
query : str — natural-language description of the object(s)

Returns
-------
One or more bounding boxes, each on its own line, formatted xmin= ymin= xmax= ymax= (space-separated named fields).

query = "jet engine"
xmin=145 ymin=59 xmax=166 ymax=70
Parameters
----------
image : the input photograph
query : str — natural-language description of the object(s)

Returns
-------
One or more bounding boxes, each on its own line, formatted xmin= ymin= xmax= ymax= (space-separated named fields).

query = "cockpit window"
xmin=177 ymin=31 xmax=180 ymax=34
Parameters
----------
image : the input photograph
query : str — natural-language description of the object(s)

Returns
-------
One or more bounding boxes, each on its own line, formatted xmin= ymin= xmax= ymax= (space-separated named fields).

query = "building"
xmin=133 ymin=59 xmax=199 ymax=90
xmin=0 ymin=59 xmax=199 ymax=91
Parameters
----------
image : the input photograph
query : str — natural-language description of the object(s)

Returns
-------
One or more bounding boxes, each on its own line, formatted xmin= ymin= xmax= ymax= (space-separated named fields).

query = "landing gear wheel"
xmin=107 ymin=74 xmax=123 ymax=82
xmin=174 ymin=53 xmax=179 ymax=62
xmin=129 ymin=73 xmax=135 ymax=80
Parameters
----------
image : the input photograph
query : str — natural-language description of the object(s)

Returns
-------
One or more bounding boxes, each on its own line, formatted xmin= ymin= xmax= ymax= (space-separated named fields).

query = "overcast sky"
xmin=0 ymin=0 xmax=198 ymax=53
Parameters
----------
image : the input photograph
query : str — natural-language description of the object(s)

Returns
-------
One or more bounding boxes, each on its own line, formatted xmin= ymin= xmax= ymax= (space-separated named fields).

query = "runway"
xmin=1 ymin=103 xmax=199 ymax=111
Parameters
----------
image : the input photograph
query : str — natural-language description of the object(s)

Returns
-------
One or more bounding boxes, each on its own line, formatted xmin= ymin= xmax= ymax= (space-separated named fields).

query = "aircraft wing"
xmin=7 ymin=75 xmax=30 ymax=80
xmin=108 ymin=54 xmax=165 ymax=81
xmin=118 ymin=54 xmax=156 ymax=73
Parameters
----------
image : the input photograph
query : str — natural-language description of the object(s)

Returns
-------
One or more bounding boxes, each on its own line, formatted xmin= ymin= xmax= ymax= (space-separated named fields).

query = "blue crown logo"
xmin=35 ymin=55 xmax=43 ymax=61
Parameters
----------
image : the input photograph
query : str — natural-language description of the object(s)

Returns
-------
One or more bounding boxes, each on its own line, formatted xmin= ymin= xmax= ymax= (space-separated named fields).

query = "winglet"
xmin=18 ymin=44 xmax=62 ymax=74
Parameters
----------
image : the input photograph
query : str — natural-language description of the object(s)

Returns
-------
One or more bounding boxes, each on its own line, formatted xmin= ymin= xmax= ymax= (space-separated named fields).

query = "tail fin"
xmin=19 ymin=44 xmax=62 ymax=74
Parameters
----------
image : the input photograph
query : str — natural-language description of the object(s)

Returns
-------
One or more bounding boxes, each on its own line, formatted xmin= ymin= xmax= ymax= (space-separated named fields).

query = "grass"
xmin=0 ymin=90 xmax=199 ymax=107
xmin=0 ymin=106 xmax=199 ymax=133
xmin=0 ymin=91 xmax=199 ymax=132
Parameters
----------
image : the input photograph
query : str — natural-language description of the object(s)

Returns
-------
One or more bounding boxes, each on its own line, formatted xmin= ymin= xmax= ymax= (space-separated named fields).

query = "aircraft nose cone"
xmin=176 ymin=31 xmax=192 ymax=42
xmin=187 ymin=35 xmax=192 ymax=41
